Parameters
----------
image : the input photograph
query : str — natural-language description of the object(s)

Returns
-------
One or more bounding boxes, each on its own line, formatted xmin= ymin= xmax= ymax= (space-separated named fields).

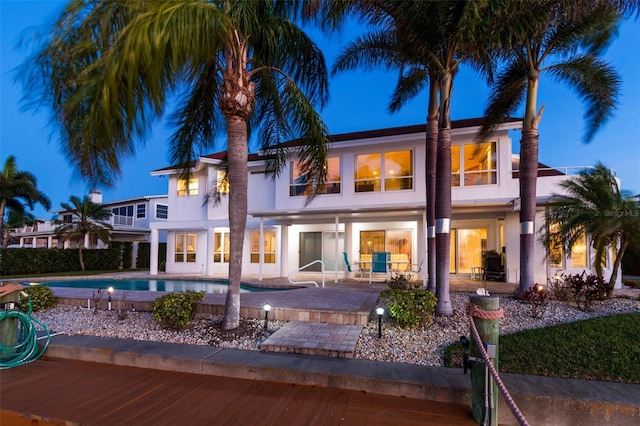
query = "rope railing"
xmin=466 ymin=303 xmax=530 ymax=426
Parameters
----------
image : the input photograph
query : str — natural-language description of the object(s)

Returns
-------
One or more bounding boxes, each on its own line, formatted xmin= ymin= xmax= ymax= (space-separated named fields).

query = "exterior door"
xmin=299 ymin=232 xmax=344 ymax=272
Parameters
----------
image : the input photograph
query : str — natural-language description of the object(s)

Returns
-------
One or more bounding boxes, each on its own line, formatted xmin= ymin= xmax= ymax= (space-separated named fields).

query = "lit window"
xmin=175 ymin=233 xmax=196 ymax=263
xmin=355 ymin=153 xmax=381 ymax=192
xmin=177 ymin=177 xmax=199 ymax=196
xmin=549 ymin=222 xmax=563 ymax=268
xmin=384 ymin=151 xmax=413 ymax=191
xmin=290 ymin=157 xmax=341 ymax=196
xmin=214 ymin=231 xmax=230 ymax=263
xmin=571 ymin=233 xmax=587 ymax=268
xmin=250 ymin=230 xmax=276 ymax=263
xmin=451 ymin=142 xmax=497 ymax=186
xmin=216 ymin=170 xmax=229 ymax=194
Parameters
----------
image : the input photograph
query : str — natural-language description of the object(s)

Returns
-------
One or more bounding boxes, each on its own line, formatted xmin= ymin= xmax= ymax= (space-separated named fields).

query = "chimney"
xmin=89 ymin=190 xmax=103 ymax=204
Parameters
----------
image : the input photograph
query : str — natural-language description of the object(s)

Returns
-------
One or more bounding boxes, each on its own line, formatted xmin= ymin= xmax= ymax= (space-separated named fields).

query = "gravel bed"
xmin=33 ymin=293 xmax=640 ymax=367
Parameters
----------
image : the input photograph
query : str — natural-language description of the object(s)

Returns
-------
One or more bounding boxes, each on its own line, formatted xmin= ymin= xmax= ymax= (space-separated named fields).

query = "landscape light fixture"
xmin=376 ymin=307 xmax=384 ymax=338
xmin=263 ymin=303 xmax=272 ymax=331
xmin=107 ymin=286 xmax=114 ymax=311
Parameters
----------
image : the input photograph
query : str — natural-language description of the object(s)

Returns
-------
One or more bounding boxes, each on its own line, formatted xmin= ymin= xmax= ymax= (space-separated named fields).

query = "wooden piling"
xmin=469 ymin=295 xmax=500 ymax=426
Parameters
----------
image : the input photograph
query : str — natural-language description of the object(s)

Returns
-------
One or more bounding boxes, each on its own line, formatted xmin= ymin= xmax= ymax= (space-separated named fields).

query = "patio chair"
xmin=407 ymin=259 xmax=423 ymax=275
xmin=482 ymin=250 xmax=506 ymax=281
xmin=342 ymin=252 xmax=362 ymax=281
xmin=369 ymin=251 xmax=390 ymax=283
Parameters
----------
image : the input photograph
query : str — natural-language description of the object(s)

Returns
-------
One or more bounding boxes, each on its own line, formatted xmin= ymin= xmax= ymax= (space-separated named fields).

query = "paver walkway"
xmin=260 ymin=321 xmax=363 ymax=357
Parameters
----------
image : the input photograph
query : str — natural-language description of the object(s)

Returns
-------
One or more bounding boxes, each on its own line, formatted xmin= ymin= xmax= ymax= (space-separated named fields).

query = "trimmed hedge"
xmin=0 ymin=247 xmax=121 ymax=275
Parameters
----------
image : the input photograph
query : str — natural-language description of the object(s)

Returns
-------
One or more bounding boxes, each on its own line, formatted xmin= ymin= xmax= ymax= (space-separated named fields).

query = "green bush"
xmin=387 ymin=272 xmax=419 ymax=290
xmin=380 ymin=289 xmax=437 ymax=328
xmin=151 ymin=290 xmax=205 ymax=330
xmin=20 ymin=285 xmax=56 ymax=313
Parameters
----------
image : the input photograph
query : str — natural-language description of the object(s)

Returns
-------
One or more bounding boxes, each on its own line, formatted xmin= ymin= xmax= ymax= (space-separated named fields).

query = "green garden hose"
xmin=0 ymin=299 xmax=51 ymax=369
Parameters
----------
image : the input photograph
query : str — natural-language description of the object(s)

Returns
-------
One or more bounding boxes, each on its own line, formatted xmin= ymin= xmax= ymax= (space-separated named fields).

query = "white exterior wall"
xmin=149 ymin=121 xmax=623 ymax=288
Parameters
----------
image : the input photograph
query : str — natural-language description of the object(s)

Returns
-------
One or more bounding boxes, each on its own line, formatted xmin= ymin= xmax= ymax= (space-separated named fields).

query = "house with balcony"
xmin=9 ymin=191 xmax=168 ymax=259
xmin=147 ymin=118 xmax=623 ymax=289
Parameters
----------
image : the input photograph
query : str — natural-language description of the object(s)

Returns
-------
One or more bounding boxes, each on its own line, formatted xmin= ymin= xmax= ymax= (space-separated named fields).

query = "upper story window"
xmin=355 ymin=150 xmax=413 ymax=192
xmin=452 ymin=142 xmax=497 ymax=187
xmin=290 ymin=157 xmax=341 ymax=196
xmin=61 ymin=214 xmax=73 ymax=224
xmin=156 ymin=204 xmax=168 ymax=219
xmin=177 ymin=177 xmax=199 ymax=196
xmin=136 ymin=203 xmax=146 ymax=219
xmin=216 ymin=170 xmax=229 ymax=194
xmin=112 ymin=205 xmax=134 ymax=226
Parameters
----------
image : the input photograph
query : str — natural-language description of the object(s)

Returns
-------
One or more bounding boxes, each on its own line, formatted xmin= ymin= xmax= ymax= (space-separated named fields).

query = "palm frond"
xmin=545 ymin=56 xmax=620 ymax=142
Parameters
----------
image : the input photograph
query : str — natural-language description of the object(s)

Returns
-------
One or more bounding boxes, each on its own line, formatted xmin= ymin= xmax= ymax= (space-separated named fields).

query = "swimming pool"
xmin=34 ymin=278 xmax=286 ymax=294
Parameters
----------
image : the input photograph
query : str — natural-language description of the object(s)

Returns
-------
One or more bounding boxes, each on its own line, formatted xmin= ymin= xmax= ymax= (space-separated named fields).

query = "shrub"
xmin=380 ymin=289 xmax=437 ymax=328
xmin=387 ymin=272 xmax=418 ymax=290
xmin=20 ymin=285 xmax=56 ymax=313
xmin=565 ymin=272 xmax=608 ymax=311
xmin=518 ymin=284 xmax=548 ymax=318
xmin=548 ymin=274 xmax=570 ymax=301
xmin=151 ymin=290 xmax=205 ymax=330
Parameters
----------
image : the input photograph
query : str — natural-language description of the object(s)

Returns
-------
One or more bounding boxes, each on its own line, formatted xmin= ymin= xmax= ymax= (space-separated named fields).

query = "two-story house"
xmin=148 ymin=118 xmax=623 ymax=289
xmin=10 ymin=191 xmax=169 ymax=260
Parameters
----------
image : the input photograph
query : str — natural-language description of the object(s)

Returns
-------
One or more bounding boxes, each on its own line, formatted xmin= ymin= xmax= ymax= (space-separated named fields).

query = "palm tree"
xmin=541 ymin=163 xmax=639 ymax=295
xmin=479 ymin=0 xmax=622 ymax=294
xmin=23 ymin=1 xmax=330 ymax=329
xmin=0 ymin=155 xmax=51 ymax=246
xmin=2 ymin=209 xmax=37 ymax=248
xmin=55 ymin=195 xmax=113 ymax=271
xmin=319 ymin=1 xmax=496 ymax=315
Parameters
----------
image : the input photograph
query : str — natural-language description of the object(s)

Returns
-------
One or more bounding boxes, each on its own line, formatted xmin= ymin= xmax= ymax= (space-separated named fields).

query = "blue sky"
xmin=2 ymin=1 xmax=639 ymax=220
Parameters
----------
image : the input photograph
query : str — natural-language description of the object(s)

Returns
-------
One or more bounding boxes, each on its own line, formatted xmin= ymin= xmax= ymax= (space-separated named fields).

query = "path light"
xmin=107 ymin=287 xmax=114 ymax=311
xmin=263 ymin=303 xmax=272 ymax=331
xmin=376 ymin=307 xmax=384 ymax=338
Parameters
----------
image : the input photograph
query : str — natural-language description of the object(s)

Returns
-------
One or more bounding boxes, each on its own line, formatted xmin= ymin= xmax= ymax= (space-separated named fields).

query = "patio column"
xmin=280 ymin=224 xmax=289 ymax=278
xmin=259 ymin=218 xmax=264 ymax=281
xmin=47 ymin=235 xmax=53 ymax=248
xmin=334 ymin=215 xmax=340 ymax=283
xmin=150 ymin=228 xmax=159 ymax=275
xmin=205 ymin=226 xmax=214 ymax=277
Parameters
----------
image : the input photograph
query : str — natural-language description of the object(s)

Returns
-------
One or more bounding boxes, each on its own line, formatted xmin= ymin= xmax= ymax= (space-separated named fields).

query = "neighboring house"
xmin=9 ymin=191 xmax=168 ymax=260
xmin=148 ymin=118 xmax=622 ymax=288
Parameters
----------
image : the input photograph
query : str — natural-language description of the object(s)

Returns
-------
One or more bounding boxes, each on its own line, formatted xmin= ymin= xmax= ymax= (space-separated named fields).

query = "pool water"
xmin=34 ymin=278 xmax=285 ymax=294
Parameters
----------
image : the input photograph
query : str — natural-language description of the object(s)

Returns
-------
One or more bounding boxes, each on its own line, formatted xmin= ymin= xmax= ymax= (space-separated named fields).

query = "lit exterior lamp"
xmin=263 ymin=303 xmax=272 ymax=331
xmin=376 ymin=307 xmax=384 ymax=338
xmin=107 ymin=286 xmax=114 ymax=311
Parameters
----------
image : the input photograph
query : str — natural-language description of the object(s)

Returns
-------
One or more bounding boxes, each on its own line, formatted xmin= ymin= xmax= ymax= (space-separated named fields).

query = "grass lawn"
xmin=446 ymin=312 xmax=640 ymax=383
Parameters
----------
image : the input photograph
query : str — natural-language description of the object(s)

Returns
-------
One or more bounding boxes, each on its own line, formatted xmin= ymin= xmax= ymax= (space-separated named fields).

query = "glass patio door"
xmin=299 ymin=232 xmax=344 ymax=272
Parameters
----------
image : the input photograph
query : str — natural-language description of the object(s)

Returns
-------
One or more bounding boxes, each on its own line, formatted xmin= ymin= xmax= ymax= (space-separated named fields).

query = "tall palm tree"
xmin=479 ymin=0 xmax=622 ymax=294
xmin=0 ymin=155 xmax=51 ymax=246
xmin=541 ymin=163 xmax=639 ymax=294
xmin=23 ymin=1 xmax=330 ymax=329
xmin=55 ymin=195 xmax=113 ymax=271
xmin=316 ymin=1 xmax=496 ymax=315
xmin=323 ymin=0 xmax=439 ymax=293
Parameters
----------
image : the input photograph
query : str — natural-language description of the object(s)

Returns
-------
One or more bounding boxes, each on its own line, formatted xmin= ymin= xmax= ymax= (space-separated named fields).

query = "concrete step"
xmin=260 ymin=321 xmax=363 ymax=358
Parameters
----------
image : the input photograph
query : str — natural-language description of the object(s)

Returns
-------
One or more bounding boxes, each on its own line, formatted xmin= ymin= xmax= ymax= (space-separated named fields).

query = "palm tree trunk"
xmin=435 ymin=71 xmax=453 ymax=316
xmin=79 ymin=245 xmax=86 ymax=271
xmin=519 ymin=129 xmax=538 ymax=293
xmin=426 ymin=71 xmax=439 ymax=294
xmin=222 ymin=116 xmax=249 ymax=330
xmin=607 ymin=239 xmax=628 ymax=298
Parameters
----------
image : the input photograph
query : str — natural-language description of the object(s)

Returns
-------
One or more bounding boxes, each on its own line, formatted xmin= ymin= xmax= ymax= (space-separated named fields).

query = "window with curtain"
xmin=250 ymin=230 xmax=276 ymax=263
xmin=213 ymin=231 xmax=230 ymax=263
xmin=175 ymin=233 xmax=196 ymax=263
xmin=355 ymin=150 xmax=414 ymax=193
